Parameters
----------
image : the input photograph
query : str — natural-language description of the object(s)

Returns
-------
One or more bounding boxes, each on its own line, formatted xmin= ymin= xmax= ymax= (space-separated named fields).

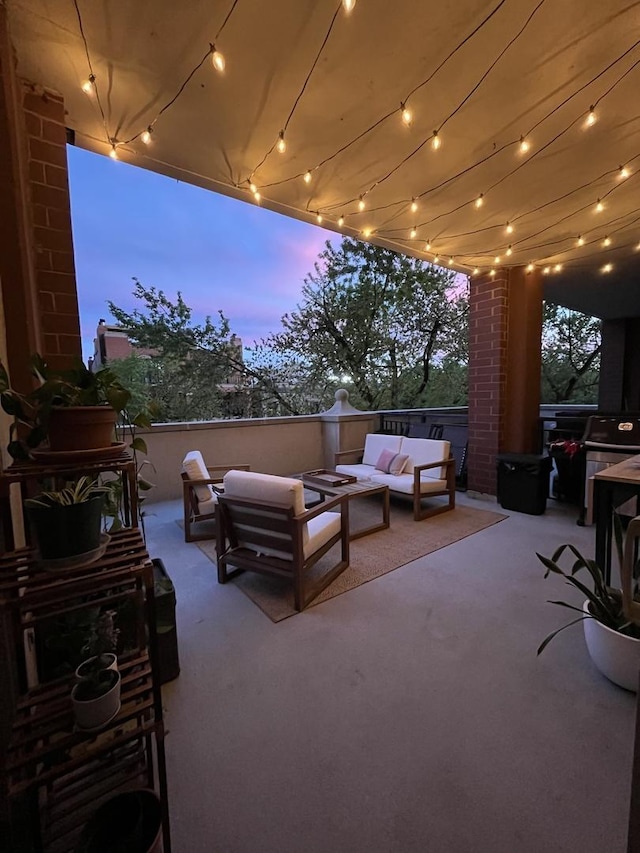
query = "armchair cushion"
xmin=182 ymin=450 xmax=216 ymax=502
xmin=223 ymin=470 xmax=306 ymax=514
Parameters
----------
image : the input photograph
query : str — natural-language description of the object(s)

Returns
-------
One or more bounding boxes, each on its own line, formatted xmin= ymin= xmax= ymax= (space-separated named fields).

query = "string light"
xmin=410 ymin=227 xmax=417 ymax=239
xmin=577 ymin=235 xmax=585 ymax=246
xmin=618 ymin=165 xmax=630 ymax=179
xmin=506 ymin=245 xmax=512 ymax=256
xmin=249 ymin=181 xmax=257 ymax=193
xmin=519 ymin=136 xmax=529 ymax=153
xmin=410 ymin=198 xmax=418 ymax=213
xmin=342 ymin=0 xmax=356 ymax=12
xmin=554 ymin=264 xmax=562 ymax=272
xmin=474 ymin=193 xmax=484 ymax=209
xmin=400 ymin=102 xmax=412 ymax=126
xmin=505 ymin=222 xmax=514 ymax=234
xmin=585 ymin=106 xmax=596 ymax=127
xmin=81 ymin=74 xmax=96 ymax=95
xmin=358 ymin=196 xmax=366 ymax=211
xmin=431 ymin=131 xmax=441 ymax=150
xmin=140 ymin=127 xmax=153 ymax=145
xmin=602 ymin=263 xmax=613 ymax=273
xmin=448 ymin=257 xmax=454 ymax=266
xmin=210 ymin=44 xmax=225 ymax=73
xmin=109 ymin=143 xmax=118 ymax=160
xmin=603 ymin=236 xmax=611 ymax=246
xmin=338 ymin=215 xmax=345 ymax=227
xmin=433 ymin=255 xmax=439 ymax=263
xmin=253 ymin=190 xmax=261 ymax=202
xmin=494 ymin=255 xmax=500 ymax=264
xmin=595 ymin=199 xmax=604 ymax=212
xmin=424 ymin=241 xmax=431 ymax=251
xmin=542 ymin=266 xmax=550 ymax=275
xmin=636 ymin=242 xmax=640 ymax=251
xmin=303 ymin=170 xmax=312 ymax=184
xmin=472 ymin=268 xmax=479 ymax=276
xmin=276 ymin=131 xmax=287 ymax=154
xmin=362 ymin=228 xmax=372 ymax=238
xmin=489 ymin=269 xmax=496 ymax=277
xmin=526 ymin=263 xmax=534 ymax=273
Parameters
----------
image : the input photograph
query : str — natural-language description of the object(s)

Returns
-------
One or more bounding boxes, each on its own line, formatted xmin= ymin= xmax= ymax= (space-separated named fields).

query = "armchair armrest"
xmin=297 ymin=491 xmax=347 ymax=522
xmin=334 ymin=447 xmax=365 ymax=464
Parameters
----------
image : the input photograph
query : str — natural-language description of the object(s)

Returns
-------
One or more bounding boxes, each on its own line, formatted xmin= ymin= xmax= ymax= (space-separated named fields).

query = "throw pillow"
xmin=375 ymin=448 xmax=409 ymax=475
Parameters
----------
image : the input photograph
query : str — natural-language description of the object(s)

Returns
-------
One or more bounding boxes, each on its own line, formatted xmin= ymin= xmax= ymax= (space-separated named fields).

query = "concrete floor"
xmin=146 ymin=492 xmax=637 ymax=853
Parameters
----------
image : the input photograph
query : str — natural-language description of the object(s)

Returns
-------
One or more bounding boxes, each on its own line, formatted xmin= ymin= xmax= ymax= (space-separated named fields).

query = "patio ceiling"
xmin=7 ymin=0 xmax=640 ymax=315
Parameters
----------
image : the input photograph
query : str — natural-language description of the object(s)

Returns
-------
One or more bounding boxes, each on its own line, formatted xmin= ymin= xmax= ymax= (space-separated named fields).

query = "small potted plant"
xmin=24 ymin=476 xmax=110 ymax=562
xmin=0 ymin=354 xmax=133 ymax=458
xmin=537 ymin=515 xmax=640 ymax=690
xmin=72 ymin=609 xmax=121 ymax=731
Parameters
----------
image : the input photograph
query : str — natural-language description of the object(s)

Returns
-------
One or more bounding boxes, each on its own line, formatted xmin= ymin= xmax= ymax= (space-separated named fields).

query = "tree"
xmin=540 ymin=302 xmax=601 ymax=404
xmin=258 ymin=238 xmax=468 ymax=411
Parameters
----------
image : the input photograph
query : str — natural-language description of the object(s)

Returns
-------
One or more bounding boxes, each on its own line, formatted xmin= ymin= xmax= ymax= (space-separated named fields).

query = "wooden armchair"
xmin=181 ymin=450 xmax=249 ymax=543
xmin=216 ymin=470 xmax=349 ymax=611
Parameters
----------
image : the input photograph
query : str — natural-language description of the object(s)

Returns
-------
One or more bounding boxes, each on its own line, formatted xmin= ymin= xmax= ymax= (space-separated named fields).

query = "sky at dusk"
xmin=67 ymin=146 xmax=336 ymax=362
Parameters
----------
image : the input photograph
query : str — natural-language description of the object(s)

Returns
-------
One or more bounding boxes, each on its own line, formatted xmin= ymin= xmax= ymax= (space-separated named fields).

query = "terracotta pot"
xmin=48 ymin=406 xmax=117 ymax=452
xmin=582 ymin=600 xmax=640 ymax=691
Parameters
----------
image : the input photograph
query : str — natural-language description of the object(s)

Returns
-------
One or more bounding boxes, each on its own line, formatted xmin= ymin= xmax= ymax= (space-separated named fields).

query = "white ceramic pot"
xmin=582 ymin=600 xmax=640 ymax=692
xmin=75 ymin=653 xmax=118 ymax=681
xmin=71 ymin=669 xmax=121 ymax=731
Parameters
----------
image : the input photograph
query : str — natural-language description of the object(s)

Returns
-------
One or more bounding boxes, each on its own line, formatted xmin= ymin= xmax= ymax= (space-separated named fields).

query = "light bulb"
xmin=603 ymin=236 xmax=611 ymax=246
xmin=316 ymin=213 xmax=323 ymax=224
xmin=506 ymin=222 xmax=513 ymax=234
xmin=472 ymin=268 xmax=479 ymax=276
xmin=109 ymin=144 xmax=118 ymax=160
xmin=249 ymin=181 xmax=257 ymax=193
xmin=542 ymin=266 xmax=550 ymax=275
xmin=358 ymin=197 xmax=365 ymax=211
xmin=448 ymin=257 xmax=454 ymax=266
xmin=433 ymin=255 xmax=439 ymax=264
xmin=253 ymin=191 xmax=261 ymax=202
xmin=304 ymin=170 xmax=312 ymax=184
xmin=141 ymin=128 xmax=152 ymax=145
xmin=636 ymin=242 xmax=640 ymax=251
xmin=338 ymin=215 xmax=345 ymax=227
xmin=586 ymin=106 xmax=596 ymax=126
xmin=362 ymin=228 xmax=372 ymax=238
xmin=554 ymin=264 xmax=562 ymax=272
xmin=489 ymin=269 xmax=496 ymax=277
xmin=411 ymin=199 xmax=418 ymax=213
xmin=475 ymin=194 xmax=484 ymax=209
xmin=81 ymin=75 xmax=95 ymax=95
xmin=211 ymin=45 xmax=225 ymax=72
xmin=602 ymin=263 xmax=613 ymax=273
xmin=506 ymin=246 xmax=512 ymax=256
xmin=595 ymin=199 xmax=603 ymax=212
xmin=619 ymin=165 xmax=629 ymax=179
xmin=526 ymin=263 xmax=534 ymax=273
xmin=431 ymin=131 xmax=441 ymax=150
xmin=494 ymin=255 xmax=500 ymax=264
xmin=401 ymin=103 xmax=412 ymax=126
xmin=276 ymin=131 xmax=286 ymax=154
xmin=577 ymin=235 xmax=585 ymax=246
xmin=410 ymin=228 xmax=417 ymax=239
xmin=342 ymin=0 xmax=356 ymax=12
xmin=425 ymin=241 xmax=431 ymax=251
xmin=519 ymin=136 xmax=529 ymax=153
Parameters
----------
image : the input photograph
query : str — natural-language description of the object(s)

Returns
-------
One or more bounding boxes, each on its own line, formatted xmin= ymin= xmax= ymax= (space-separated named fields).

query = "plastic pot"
xmin=26 ymin=494 xmax=104 ymax=560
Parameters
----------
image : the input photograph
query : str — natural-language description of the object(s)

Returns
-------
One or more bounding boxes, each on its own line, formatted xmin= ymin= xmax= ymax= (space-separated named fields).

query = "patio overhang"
xmin=5 ymin=0 xmax=640 ymax=306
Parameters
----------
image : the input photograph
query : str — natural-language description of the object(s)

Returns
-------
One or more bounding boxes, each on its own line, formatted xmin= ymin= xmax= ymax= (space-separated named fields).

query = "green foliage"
xmin=0 ymin=355 xmax=133 ymax=459
xmin=536 ymin=537 xmax=640 ymax=655
xmin=23 ymin=476 xmax=109 ymax=509
xmin=541 ymin=303 xmax=601 ymax=403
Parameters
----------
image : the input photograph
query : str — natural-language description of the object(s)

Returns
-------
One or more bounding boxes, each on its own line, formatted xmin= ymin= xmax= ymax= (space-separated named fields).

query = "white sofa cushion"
xmin=362 ymin=434 xmax=403 ymax=466
xmin=400 ymin=438 xmax=450 ymax=480
xmin=335 ymin=463 xmax=376 ymax=481
xmin=182 ymin=450 xmax=215 ymax=503
xmin=369 ymin=472 xmax=448 ymax=495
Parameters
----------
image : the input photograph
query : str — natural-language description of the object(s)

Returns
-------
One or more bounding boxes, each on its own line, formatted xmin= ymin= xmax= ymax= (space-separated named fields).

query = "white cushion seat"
xmin=335 ymin=463 xmax=377 ymax=481
xmin=368 ymin=472 xmax=449 ymax=494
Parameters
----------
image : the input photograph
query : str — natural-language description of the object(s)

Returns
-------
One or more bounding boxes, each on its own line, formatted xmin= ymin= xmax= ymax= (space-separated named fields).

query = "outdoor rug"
xmin=194 ymin=499 xmax=507 ymax=622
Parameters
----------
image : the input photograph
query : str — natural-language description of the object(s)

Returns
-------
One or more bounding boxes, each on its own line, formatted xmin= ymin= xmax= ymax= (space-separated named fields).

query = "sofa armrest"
xmin=413 ymin=456 xmax=455 ymax=482
xmin=334 ymin=447 xmax=365 ymax=464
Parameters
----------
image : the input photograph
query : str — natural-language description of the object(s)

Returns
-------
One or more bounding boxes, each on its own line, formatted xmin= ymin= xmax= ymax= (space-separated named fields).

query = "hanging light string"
xmin=75 ymin=0 xmax=239 ymax=151
xmin=257 ymin=0 xmax=509 ymax=192
xmin=245 ymin=2 xmax=342 ymax=185
xmin=320 ymin=36 xmax=640 ymax=221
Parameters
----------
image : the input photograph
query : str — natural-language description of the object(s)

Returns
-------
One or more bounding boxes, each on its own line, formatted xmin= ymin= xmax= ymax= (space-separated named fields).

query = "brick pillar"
xmin=468 ymin=266 xmax=543 ymax=495
xmin=0 ymin=3 xmax=81 ymax=386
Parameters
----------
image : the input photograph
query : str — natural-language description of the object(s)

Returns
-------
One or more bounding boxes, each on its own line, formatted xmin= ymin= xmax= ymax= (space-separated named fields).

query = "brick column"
xmin=0 ymin=2 xmax=81 ymax=386
xmin=468 ymin=266 xmax=543 ymax=495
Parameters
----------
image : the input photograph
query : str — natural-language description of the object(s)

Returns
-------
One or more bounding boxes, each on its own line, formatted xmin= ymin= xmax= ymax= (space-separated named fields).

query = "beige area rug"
xmin=194 ymin=499 xmax=507 ymax=622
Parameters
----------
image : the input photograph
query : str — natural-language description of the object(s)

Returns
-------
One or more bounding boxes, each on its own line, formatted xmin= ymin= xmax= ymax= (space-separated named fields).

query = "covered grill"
xmin=582 ymin=414 xmax=640 ymax=524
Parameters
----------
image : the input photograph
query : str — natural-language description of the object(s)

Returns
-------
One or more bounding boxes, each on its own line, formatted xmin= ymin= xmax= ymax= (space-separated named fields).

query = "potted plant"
xmin=537 ymin=515 xmax=640 ymax=691
xmin=0 ymin=354 xmax=133 ymax=458
xmin=24 ymin=476 xmax=110 ymax=561
xmin=72 ymin=609 xmax=121 ymax=731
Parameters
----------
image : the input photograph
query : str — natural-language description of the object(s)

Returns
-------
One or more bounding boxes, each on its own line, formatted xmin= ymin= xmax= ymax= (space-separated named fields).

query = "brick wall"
xmin=468 ymin=271 xmax=509 ymax=495
xmin=22 ymin=84 xmax=81 ymax=370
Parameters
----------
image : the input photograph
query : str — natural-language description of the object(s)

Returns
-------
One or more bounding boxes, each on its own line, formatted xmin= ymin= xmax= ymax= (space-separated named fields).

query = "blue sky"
xmin=67 ymin=146 xmax=335 ymax=361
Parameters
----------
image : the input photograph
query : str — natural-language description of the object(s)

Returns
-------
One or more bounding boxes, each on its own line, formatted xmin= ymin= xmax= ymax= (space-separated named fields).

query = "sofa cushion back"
xmin=182 ymin=450 xmax=214 ymax=503
xmin=400 ymin=438 xmax=451 ymax=480
xmin=362 ymin=434 xmax=403 ymax=467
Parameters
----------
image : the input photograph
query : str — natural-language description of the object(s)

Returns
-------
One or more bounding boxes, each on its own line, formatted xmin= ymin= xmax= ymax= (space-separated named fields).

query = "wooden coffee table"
xmin=299 ymin=474 xmax=390 ymax=541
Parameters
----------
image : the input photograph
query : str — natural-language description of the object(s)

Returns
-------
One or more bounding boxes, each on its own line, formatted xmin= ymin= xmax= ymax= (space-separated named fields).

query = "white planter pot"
xmin=582 ymin=600 xmax=640 ymax=692
xmin=72 ymin=669 xmax=121 ymax=730
xmin=75 ymin=653 xmax=118 ymax=681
